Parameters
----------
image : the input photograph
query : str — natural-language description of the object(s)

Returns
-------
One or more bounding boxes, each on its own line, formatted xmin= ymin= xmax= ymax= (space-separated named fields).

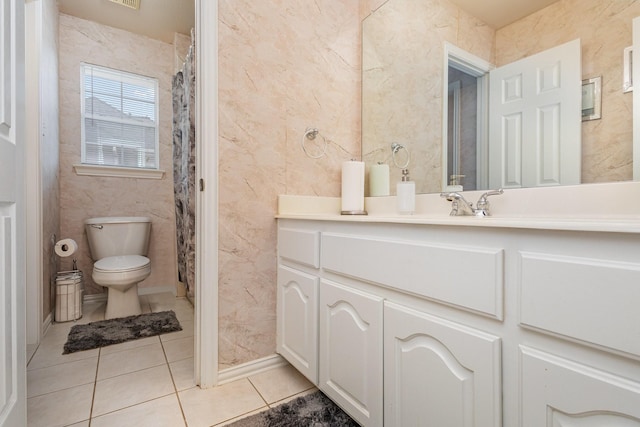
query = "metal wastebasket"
xmin=55 ymin=270 xmax=84 ymax=322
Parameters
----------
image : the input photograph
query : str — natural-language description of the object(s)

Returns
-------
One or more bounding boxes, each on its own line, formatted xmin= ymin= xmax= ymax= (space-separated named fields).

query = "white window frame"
xmin=79 ymin=63 xmax=161 ymax=177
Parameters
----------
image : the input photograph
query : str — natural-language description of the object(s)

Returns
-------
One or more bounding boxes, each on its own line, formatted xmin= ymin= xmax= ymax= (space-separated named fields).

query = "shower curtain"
xmin=172 ymin=35 xmax=196 ymax=302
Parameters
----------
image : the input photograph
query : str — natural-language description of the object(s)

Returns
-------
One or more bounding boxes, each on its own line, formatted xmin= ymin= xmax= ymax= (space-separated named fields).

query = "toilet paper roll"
xmin=341 ymin=160 xmax=365 ymax=213
xmin=55 ymin=238 xmax=78 ymax=258
xmin=369 ymin=163 xmax=390 ymax=197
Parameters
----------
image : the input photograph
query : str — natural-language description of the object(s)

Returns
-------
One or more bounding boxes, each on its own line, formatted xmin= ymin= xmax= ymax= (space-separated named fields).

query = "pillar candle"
xmin=369 ymin=163 xmax=390 ymax=196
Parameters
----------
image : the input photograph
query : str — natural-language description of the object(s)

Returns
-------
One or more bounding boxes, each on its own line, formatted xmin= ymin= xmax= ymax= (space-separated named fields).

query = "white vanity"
xmin=275 ymin=184 xmax=640 ymax=427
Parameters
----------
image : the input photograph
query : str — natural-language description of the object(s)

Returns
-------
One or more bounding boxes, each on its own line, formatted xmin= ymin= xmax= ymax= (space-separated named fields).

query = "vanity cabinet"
xmin=319 ymin=280 xmax=383 ymax=427
xmin=276 ymin=218 xmax=640 ymax=427
xmin=277 ymin=265 xmax=318 ymax=383
xmin=384 ymin=301 xmax=501 ymax=426
xmin=520 ymin=346 xmax=640 ymax=427
xmin=276 ymin=227 xmax=320 ymax=383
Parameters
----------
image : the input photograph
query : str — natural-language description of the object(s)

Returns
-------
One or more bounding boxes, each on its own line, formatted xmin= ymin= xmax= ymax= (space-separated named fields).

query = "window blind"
xmin=81 ymin=63 xmax=159 ymax=169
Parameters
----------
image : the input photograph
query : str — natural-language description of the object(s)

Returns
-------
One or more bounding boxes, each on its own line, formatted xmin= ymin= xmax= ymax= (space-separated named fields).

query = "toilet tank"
xmin=85 ymin=216 xmax=152 ymax=260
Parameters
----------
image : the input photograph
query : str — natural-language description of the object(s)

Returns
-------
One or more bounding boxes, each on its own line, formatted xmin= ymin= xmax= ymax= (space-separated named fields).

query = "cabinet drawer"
xmin=520 ymin=251 xmax=640 ymax=356
xmin=278 ymin=227 xmax=320 ymax=268
xmin=321 ymin=233 xmax=504 ymax=319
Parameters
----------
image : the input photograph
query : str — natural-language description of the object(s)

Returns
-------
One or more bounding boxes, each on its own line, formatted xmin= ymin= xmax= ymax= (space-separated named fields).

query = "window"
xmin=81 ymin=63 xmax=159 ymax=169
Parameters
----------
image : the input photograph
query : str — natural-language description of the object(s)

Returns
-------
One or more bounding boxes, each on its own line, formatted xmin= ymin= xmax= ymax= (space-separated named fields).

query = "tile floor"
xmin=27 ymin=292 xmax=316 ymax=427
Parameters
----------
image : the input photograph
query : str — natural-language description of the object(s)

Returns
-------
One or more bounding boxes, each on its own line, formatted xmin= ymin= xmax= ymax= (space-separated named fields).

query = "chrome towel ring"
xmin=391 ymin=142 xmax=410 ymax=169
xmin=301 ymin=128 xmax=328 ymax=159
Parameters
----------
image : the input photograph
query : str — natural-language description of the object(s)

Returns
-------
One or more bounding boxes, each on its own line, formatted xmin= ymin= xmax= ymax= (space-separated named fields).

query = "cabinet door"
xmin=319 ymin=280 xmax=383 ymax=427
xmin=384 ymin=301 xmax=502 ymax=427
xmin=521 ymin=346 xmax=640 ymax=427
xmin=277 ymin=266 xmax=318 ymax=384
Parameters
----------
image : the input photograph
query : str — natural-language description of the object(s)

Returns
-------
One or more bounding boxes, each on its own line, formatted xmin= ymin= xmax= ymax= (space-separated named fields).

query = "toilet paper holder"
xmin=301 ymin=127 xmax=328 ymax=159
xmin=54 ymin=238 xmax=79 ymax=270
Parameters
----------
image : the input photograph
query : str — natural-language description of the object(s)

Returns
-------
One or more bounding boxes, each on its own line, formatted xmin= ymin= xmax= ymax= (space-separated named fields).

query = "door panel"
xmin=503 ymin=113 xmax=523 ymax=187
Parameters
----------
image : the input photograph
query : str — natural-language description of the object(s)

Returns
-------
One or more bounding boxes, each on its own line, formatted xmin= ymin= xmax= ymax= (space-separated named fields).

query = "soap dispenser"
xmin=396 ymin=168 xmax=415 ymax=214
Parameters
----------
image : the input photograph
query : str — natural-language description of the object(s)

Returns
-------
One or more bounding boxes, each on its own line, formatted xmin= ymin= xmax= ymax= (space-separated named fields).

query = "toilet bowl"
xmin=92 ymin=255 xmax=151 ymax=319
xmin=85 ymin=217 xmax=152 ymax=320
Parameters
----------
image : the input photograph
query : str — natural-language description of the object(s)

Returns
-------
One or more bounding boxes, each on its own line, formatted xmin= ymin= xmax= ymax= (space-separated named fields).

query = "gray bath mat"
xmin=226 ymin=390 xmax=359 ymax=427
xmin=63 ymin=310 xmax=182 ymax=354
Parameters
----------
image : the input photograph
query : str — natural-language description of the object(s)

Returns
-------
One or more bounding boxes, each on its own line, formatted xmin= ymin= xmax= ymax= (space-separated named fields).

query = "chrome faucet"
xmin=440 ymin=192 xmax=475 ymax=216
xmin=440 ymin=189 xmax=504 ymax=217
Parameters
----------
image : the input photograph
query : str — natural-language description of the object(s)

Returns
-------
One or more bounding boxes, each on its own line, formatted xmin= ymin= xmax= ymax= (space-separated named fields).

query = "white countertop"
xmin=276 ymin=181 xmax=640 ymax=234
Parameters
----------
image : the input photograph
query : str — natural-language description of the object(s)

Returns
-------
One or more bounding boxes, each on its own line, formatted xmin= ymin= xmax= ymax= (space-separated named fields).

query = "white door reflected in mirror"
xmin=445 ymin=40 xmax=582 ymax=191
xmin=488 ymin=38 xmax=581 ymax=189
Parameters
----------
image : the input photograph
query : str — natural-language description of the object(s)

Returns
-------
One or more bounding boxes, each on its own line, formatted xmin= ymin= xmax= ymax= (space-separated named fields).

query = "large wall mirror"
xmin=362 ymin=0 xmax=640 ymax=195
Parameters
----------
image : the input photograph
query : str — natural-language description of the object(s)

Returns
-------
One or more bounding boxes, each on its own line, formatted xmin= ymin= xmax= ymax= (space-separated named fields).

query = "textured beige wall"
xmin=362 ymin=0 xmax=495 ymax=194
xmin=361 ymin=0 xmax=388 ymax=19
xmin=218 ymin=0 xmax=361 ymax=368
xmin=58 ymin=14 xmax=178 ymax=295
xmin=496 ymin=0 xmax=640 ymax=184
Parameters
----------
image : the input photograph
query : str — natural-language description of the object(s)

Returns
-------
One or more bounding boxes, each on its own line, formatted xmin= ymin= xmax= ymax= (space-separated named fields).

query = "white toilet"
xmin=85 ymin=216 xmax=152 ymax=319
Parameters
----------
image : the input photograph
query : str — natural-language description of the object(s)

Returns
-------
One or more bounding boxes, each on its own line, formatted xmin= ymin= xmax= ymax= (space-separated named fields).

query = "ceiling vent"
xmin=109 ymin=0 xmax=140 ymax=10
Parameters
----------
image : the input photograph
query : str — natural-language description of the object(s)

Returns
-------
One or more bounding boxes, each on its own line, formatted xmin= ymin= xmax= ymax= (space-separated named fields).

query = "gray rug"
xmin=226 ymin=391 xmax=359 ymax=427
xmin=63 ymin=310 xmax=182 ymax=354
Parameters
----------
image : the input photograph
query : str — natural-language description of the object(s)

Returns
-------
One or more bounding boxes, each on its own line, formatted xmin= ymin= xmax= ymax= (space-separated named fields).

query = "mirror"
xmin=362 ymin=0 xmax=640 ymax=195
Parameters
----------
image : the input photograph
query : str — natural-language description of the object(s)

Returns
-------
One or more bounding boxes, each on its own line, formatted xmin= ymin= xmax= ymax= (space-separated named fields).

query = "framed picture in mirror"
xmin=582 ymin=76 xmax=602 ymax=121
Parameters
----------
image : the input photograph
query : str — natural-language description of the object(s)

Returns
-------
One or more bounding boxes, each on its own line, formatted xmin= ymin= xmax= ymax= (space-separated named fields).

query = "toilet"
xmin=85 ymin=216 xmax=152 ymax=319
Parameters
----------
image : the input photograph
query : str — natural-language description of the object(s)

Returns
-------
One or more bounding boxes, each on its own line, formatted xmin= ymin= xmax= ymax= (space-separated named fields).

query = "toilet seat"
xmin=92 ymin=255 xmax=151 ymax=288
xmin=94 ymin=255 xmax=150 ymax=273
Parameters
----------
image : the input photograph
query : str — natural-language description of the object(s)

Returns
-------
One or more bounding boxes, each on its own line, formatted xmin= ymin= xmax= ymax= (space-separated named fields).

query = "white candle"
xmin=369 ymin=163 xmax=390 ymax=196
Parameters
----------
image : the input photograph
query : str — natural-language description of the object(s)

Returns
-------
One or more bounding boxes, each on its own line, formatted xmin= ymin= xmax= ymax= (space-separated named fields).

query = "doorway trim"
xmin=194 ymin=0 xmax=219 ymax=388
xmin=633 ymin=17 xmax=640 ymax=181
xmin=442 ymin=43 xmax=493 ymax=191
xmin=25 ymin=0 xmax=44 ymax=356
xmin=448 ymin=80 xmax=462 ymax=182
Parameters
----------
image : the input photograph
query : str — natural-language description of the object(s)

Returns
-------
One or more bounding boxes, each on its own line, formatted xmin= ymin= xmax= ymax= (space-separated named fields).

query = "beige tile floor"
xmin=27 ymin=292 xmax=316 ymax=427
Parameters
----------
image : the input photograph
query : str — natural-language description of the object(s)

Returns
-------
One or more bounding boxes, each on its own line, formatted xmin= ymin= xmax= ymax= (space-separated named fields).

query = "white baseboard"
xmin=217 ymin=354 xmax=289 ymax=385
xmin=83 ymin=292 xmax=107 ymax=304
xmin=41 ymin=312 xmax=52 ymax=336
xmin=83 ymin=285 xmax=178 ymax=304
xmin=138 ymin=285 xmax=177 ymax=296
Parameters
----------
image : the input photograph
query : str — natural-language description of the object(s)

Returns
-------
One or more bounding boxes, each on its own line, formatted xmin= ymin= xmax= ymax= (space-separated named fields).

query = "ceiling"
xmin=57 ymin=0 xmax=560 ymax=45
xmin=448 ymin=0 xmax=561 ymax=29
xmin=57 ymin=0 xmax=195 ymax=44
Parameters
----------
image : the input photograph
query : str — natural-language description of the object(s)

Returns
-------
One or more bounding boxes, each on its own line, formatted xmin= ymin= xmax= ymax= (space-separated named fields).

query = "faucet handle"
xmin=477 ymin=188 xmax=503 ymax=203
xmin=475 ymin=188 xmax=503 ymax=216
xmin=440 ymin=192 xmax=463 ymax=201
